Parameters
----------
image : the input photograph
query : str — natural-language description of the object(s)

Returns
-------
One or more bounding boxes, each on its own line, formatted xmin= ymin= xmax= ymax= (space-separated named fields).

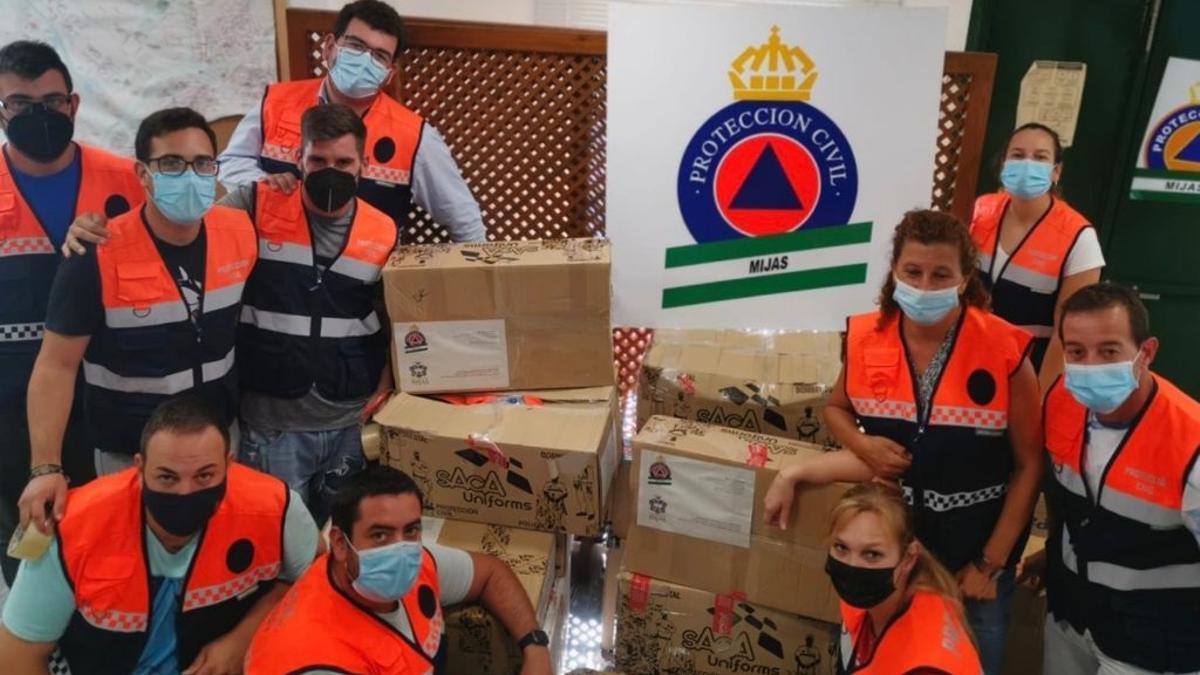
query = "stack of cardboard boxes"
xmin=610 ymin=330 xmax=848 ymax=675
xmin=373 ymin=239 xmax=620 ymax=674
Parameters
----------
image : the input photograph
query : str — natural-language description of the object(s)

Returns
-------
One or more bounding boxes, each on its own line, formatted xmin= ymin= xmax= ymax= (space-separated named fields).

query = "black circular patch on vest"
xmin=417 ymin=584 xmax=437 ymax=618
xmin=104 ymin=194 xmax=131 ymax=218
xmin=226 ymin=538 xmax=255 ymax=574
xmin=373 ymin=137 xmax=397 ymax=163
xmin=967 ymin=369 xmax=997 ymax=406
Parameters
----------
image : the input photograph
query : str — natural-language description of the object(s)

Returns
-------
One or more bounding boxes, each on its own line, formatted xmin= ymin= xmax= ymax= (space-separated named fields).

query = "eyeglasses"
xmin=148 ymin=155 xmax=220 ymax=177
xmin=0 ymin=94 xmax=72 ymax=116
xmin=336 ymin=36 xmax=394 ymax=68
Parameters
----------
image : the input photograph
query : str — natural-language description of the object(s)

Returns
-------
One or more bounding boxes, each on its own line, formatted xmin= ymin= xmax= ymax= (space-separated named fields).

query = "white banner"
xmin=608 ymin=1 xmax=945 ymax=330
xmin=1131 ymin=57 xmax=1200 ymax=204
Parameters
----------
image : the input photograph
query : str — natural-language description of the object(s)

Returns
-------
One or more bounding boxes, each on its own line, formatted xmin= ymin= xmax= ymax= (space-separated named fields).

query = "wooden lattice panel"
xmin=932 ymin=72 xmax=973 ymax=213
xmin=398 ymin=48 xmax=606 ymax=244
xmin=931 ymin=52 xmax=997 ymax=224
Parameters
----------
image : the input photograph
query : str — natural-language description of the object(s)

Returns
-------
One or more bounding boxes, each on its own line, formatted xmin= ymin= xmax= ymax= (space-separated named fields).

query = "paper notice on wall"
xmin=1016 ymin=61 xmax=1087 ymax=147
xmin=394 ymin=320 xmax=510 ymax=392
xmin=636 ymin=451 xmax=755 ymax=548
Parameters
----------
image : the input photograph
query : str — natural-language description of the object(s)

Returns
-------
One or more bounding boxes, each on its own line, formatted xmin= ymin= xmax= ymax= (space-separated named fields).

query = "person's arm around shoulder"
xmin=824 ymin=368 xmax=913 ymax=478
xmin=456 ymin=548 xmax=552 ymax=675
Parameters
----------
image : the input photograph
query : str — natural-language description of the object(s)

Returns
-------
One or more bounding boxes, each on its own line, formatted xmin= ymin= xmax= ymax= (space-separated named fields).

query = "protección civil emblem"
xmin=678 ymin=26 xmax=858 ymax=242
xmin=667 ymin=27 xmax=871 ymax=310
xmin=1132 ymin=78 xmax=1200 ymax=202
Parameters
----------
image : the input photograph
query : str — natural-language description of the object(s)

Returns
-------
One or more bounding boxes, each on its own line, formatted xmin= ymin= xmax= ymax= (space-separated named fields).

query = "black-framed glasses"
xmin=336 ymin=36 xmax=394 ymax=68
xmin=148 ymin=155 xmax=220 ymax=177
xmin=0 ymin=94 xmax=72 ymax=116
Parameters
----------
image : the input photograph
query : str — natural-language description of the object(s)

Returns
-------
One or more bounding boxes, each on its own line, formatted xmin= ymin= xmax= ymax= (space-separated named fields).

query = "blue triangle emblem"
xmin=729 ymin=143 xmax=803 ymax=210
xmin=1176 ymin=132 xmax=1200 ymax=162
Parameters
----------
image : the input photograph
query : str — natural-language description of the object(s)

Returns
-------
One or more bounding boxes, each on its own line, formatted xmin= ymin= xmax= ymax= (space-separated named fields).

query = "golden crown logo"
xmin=1191 ymin=81 xmax=1200 ymax=104
xmin=729 ymin=26 xmax=817 ymax=102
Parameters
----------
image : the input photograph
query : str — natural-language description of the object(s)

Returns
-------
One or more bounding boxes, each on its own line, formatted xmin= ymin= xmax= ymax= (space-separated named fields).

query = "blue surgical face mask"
xmin=1064 ymin=354 xmax=1142 ymax=414
xmin=1000 ymin=159 xmax=1054 ymax=200
xmin=150 ymin=170 xmax=215 ymax=225
xmin=348 ymin=536 xmax=423 ymax=602
xmin=892 ymin=276 xmax=960 ymax=326
xmin=329 ymin=46 xmax=390 ymax=99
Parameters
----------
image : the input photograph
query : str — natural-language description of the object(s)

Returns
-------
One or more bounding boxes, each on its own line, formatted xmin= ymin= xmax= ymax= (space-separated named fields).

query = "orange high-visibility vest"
xmin=258 ymin=78 xmax=423 ymax=229
xmin=838 ymin=591 xmax=982 ymax=674
xmin=56 ymin=464 xmax=287 ymax=675
xmin=0 ymin=143 xmax=140 ymax=351
xmin=245 ymin=553 xmax=445 ymax=675
xmin=970 ymin=193 xmax=1092 ymax=369
xmin=84 ymin=205 xmax=256 ymax=454
xmin=237 ymin=182 xmax=396 ymax=400
xmin=1044 ymin=373 xmax=1200 ymax=673
xmin=844 ymin=307 xmax=1032 ymax=572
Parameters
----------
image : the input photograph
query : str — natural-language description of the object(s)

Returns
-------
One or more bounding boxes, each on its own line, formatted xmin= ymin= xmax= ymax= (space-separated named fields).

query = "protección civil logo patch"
xmin=666 ymin=27 xmax=872 ymax=309
xmin=1132 ymin=78 xmax=1200 ymax=203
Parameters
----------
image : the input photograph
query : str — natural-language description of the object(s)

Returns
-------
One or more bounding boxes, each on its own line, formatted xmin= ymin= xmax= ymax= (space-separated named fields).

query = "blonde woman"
xmin=772 ymin=481 xmax=982 ymax=674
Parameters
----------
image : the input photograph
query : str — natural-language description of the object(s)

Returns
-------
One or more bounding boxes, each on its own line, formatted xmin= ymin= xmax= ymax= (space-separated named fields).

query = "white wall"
xmin=288 ymin=0 xmax=973 ymax=50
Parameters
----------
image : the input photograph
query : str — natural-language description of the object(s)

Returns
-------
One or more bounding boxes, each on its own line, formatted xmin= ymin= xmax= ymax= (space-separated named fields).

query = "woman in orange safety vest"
xmin=824 ymin=483 xmax=982 ymax=675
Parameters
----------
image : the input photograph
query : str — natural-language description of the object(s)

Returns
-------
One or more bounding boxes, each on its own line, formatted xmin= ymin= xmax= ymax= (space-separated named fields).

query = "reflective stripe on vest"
xmin=969 ymin=193 xmax=1091 ymax=368
xmin=844 ymin=307 xmax=1031 ymax=571
xmin=839 ymin=591 xmax=981 ymax=674
xmin=82 ymin=346 xmax=235 ymax=394
xmin=237 ymin=183 xmax=394 ymax=400
xmin=1043 ymin=374 xmax=1200 ymax=672
xmin=57 ymin=464 xmax=286 ymax=674
xmin=0 ymin=144 xmax=141 ymax=346
xmin=245 ymin=553 xmax=442 ymax=675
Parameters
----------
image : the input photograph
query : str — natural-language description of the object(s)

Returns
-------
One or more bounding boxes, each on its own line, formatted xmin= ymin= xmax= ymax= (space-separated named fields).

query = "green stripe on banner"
xmin=1132 ymin=168 xmax=1200 ymax=180
xmin=661 ymin=263 xmax=867 ymax=308
xmin=664 ymin=222 xmax=873 ymax=269
xmin=1129 ymin=189 xmax=1200 ymax=204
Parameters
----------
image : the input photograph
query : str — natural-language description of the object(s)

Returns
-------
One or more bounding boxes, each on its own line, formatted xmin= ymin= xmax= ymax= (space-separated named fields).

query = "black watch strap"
xmin=517 ymin=629 xmax=549 ymax=650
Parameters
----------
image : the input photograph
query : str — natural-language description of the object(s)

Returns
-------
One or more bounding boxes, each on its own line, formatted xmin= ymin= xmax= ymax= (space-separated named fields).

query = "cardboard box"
xmin=637 ymin=329 xmax=843 ymax=447
xmin=1002 ymin=535 xmax=1047 ymax=675
xmin=376 ymin=387 xmax=620 ymax=537
xmin=426 ymin=518 xmax=563 ymax=675
xmin=608 ymin=457 xmax=635 ymax=541
xmin=624 ymin=416 xmax=846 ymax=622
xmin=615 ymin=571 xmax=839 ymax=675
xmin=383 ymin=239 xmax=614 ymax=394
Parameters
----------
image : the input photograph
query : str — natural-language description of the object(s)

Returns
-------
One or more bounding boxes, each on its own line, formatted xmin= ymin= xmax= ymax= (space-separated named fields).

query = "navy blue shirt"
xmin=12 ymin=150 xmax=81 ymax=248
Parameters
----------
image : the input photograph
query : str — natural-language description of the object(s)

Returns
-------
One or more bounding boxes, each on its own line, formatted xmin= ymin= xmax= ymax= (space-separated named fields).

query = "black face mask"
xmin=4 ymin=106 xmax=74 ymax=163
xmin=303 ymin=166 xmax=358 ymax=213
xmin=825 ymin=554 xmax=897 ymax=609
xmin=142 ymin=479 xmax=226 ymax=537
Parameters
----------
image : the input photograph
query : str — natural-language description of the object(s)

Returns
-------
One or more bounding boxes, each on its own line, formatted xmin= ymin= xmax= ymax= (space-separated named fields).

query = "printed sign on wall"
xmin=1131 ymin=57 xmax=1200 ymax=203
xmin=608 ymin=1 xmax=945 ymax=329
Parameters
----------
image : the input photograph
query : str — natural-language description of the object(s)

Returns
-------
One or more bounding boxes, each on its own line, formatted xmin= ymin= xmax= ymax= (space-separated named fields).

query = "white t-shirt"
xmin=990 ymin=226 xmax=1105 ymax=281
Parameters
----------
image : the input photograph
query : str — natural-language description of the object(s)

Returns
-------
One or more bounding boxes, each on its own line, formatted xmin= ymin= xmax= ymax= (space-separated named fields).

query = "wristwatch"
xmin=517 ymin=629 xmax=550 ymax=650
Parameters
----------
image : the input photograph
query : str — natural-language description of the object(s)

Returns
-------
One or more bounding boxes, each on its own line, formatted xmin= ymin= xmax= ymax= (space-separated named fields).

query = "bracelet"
xmin=30 ymin=463 xmax=64 ymax=478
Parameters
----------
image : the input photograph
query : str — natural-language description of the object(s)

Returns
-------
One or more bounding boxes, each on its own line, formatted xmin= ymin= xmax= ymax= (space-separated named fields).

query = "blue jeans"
xmin=238 ymin=423 xmax=366 ymax=526
xmin=965 ymin=569 xmax=1016 ymax=675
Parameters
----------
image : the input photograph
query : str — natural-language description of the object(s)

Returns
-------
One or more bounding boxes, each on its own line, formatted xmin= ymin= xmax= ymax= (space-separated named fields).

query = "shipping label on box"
xmin=424 ymin=518 xmax=559 ymax=675
xmin=615 ymin=571 xmax=838 ymax=675
xmin=638 ymin=329 xmax=843 ymax=447
xmin=637 ymin=451 xmax=756 ymax=548
xmin=384 ymin=238 xmax=614 ymax=394
xmin=624 ymin=416 xmax=845 ymax=622
xmin=394 ymin=319 xmax=510 ymax=391
xmin=377 ymin=389 xmax=618 ymax=537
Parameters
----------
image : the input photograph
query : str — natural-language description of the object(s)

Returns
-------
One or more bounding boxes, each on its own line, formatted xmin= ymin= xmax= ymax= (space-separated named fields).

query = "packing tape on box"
xmin=361 ymin=423 xmax=383 ymax=462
